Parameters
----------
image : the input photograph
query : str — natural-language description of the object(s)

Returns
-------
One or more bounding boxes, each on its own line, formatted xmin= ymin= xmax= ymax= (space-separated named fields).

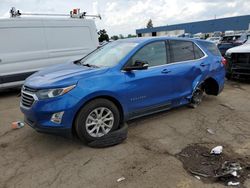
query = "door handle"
xmin=161 ymin=69 xmax=171 ymax=74
xmin=200 ymin=62 xmax=209 ymax=67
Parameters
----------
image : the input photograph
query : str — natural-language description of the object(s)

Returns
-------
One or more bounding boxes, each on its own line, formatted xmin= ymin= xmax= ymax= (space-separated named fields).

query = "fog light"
xmin=51 ymin=111 xmax=64 ymax=124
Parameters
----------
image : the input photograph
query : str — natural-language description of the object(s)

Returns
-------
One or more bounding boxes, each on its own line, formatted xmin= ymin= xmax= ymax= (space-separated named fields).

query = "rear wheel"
xmin=189 ymin=85 xmax=204 ymax=108
xmin=75 ymin=99 xmax=120 ymax=142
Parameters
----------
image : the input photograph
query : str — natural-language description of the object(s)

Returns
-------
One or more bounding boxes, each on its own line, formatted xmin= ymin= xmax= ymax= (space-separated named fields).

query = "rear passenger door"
xmin=165 ymin=40 xmax=207 ymax=99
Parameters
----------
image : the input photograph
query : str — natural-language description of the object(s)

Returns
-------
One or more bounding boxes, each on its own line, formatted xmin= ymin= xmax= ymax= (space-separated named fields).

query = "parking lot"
xmin=0 ymin=80 xmax=250 ymax=188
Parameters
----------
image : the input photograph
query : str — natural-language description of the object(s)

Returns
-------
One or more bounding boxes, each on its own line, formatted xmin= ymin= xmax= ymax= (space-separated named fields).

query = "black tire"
xmin=188 ymin=85 xmax=204 ymax=108
xmin=75 ymin=99 xmax=120 ymax=142
xmin=88 ymin=123 xmax=128 ymax=148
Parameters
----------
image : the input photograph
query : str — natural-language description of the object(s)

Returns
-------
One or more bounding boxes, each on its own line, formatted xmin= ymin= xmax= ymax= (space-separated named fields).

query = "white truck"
xmin=0 ymin=8 xmax=99 ymax=89
xmin=225 ymin=35 xmax=250 ymax=79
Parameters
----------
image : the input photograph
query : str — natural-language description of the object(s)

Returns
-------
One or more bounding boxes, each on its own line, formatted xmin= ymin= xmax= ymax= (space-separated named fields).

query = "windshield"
xmin=80 ymin=41 xmax=138 ymax=67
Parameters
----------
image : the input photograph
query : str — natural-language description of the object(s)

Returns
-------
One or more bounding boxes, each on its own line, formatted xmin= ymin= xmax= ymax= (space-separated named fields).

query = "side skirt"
xmin=128 ymin=102 xmax=172 ymax=120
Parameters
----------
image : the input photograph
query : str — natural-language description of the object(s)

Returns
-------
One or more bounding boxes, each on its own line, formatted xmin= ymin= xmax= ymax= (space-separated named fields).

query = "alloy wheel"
xmin=85 ymin=107 xmax=114 ymax=137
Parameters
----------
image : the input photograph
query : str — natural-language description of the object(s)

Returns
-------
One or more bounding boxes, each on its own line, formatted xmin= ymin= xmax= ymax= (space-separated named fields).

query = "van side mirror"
xmin=124 ymin=60 xmax=149 ymax=71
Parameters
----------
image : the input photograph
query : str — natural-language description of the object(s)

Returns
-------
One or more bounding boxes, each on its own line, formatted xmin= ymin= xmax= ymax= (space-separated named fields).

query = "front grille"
xmin=232 ymin=53 xmax=250 ymax=65
xmin=21 ymin=85 xmax=37 ymax=108
xmin=22 ymin=86 xmax=38 ymax=93
xmin=21 ymin=92 xmax=35 ymax=108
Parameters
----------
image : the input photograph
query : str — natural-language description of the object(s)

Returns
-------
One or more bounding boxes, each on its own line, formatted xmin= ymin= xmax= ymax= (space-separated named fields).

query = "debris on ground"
xmin=211 ymin=146 xmax=223 ymax=155
xmin=177 ymin=144 xmax=250 ymax=187
xmin=117 ymin=177 xmax=126 ymax=182
xmin=11 ymin=121 xmax=25 ymax=129
xmin=194 ymin=175 xmax=201 ymax=180
xmin=215 ymin=161 xmax=242 ymax=178
xmin=220 ymin=103 xmax=235 ymax=111
xmin=227 ymin=181 xmax=240 ymax=186
xmin=207 ymin=128 xmax=215 ymax=135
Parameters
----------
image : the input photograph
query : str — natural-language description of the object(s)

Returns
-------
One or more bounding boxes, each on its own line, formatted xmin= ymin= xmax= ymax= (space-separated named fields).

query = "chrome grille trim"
xmin=21 ymin=86 xmax=38 ymax=108
xmin=22 ymin=85 xmax=38 ymax=93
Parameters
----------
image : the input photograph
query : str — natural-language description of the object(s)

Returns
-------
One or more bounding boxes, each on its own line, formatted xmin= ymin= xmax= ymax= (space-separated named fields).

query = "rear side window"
xmin=199 ymin=41 xmax=221 ymax=56
xmin=131 ymin=41 xmax=167 ymax=67
xmin=168 ymin=40 xmax=204 ymax=63
xmin=194 ymin=44 xmax=205 ymax=59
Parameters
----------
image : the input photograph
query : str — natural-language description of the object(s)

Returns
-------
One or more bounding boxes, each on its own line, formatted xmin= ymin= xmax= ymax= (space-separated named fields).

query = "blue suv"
xmin=20 ymin=37 xmax=225 ymax=142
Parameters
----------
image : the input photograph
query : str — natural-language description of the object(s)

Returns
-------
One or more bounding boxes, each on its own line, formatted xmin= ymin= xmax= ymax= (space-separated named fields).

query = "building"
xmin=136 ymin=15 xmax=250 ymax=37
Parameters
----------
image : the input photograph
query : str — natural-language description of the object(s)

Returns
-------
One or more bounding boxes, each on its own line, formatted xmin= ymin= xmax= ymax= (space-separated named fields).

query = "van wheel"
xmin=189 ymin=85 xmax=204 ymax=108
xmin=75 ymin=99 xmax=120 ymax=142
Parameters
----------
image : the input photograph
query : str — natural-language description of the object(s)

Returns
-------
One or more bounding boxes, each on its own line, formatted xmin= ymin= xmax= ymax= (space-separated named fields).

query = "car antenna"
xmin=9 ymin=7 xmax=102 ymax=20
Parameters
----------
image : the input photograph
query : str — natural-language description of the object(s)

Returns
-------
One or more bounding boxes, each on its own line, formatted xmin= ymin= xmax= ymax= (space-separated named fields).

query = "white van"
xmin=0 ymin=17 xmax=99 ymax=89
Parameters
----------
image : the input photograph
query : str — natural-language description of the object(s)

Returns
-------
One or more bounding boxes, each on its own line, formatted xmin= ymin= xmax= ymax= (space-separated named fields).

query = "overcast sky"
xmin=0 ymin=0 xmax=250 ymax=36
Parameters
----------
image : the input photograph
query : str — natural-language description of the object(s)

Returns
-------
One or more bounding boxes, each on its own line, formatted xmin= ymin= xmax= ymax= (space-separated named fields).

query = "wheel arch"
xmin=202 ymin=77 xmax=220 ymax=96
xmin=72 ymin=95 xmax=125 ymax=136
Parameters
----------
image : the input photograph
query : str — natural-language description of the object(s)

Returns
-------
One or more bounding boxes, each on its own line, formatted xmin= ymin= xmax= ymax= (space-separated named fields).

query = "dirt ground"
xmin=0 ymin=80 xmax=250 ymax=188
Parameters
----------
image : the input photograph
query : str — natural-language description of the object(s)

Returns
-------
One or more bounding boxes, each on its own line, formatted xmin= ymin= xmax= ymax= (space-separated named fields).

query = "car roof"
xmin=116 ymin=36 xmax=207 ymax=44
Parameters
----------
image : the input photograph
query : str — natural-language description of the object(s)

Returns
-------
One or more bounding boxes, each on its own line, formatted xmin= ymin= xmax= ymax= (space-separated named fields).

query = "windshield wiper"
xmin=82 ymin=63 xmax=99 ymax=68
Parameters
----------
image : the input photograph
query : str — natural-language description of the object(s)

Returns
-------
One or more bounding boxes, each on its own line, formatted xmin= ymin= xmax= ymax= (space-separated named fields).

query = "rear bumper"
xmin=25 ymin=116 xmax=72 ymax=138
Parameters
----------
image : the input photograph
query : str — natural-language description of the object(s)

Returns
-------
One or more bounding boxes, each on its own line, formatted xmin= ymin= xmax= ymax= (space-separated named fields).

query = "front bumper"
xmin=20 ymin=91 xmax=82 ymax=137
xmin=226 ymin=54 xmax=250 ymax=77
xmin=24 ymin=116 xmax=72 ymax=137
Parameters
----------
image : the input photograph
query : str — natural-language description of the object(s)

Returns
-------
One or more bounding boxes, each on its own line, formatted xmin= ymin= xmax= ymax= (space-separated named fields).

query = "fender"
xmin=73 ymin=90 xmax=128 ymax=121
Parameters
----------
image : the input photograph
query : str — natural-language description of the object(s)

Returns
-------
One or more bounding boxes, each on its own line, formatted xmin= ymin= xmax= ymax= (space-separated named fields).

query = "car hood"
xmin=227 ymin=43 xmax=250 ymax=54
xmin=25 ymin=62 xmax=109 ymax=89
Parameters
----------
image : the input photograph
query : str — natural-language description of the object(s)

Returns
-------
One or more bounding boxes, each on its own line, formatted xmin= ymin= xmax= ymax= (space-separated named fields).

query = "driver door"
xmin=124 ymin=41 xmax=175 ymax=118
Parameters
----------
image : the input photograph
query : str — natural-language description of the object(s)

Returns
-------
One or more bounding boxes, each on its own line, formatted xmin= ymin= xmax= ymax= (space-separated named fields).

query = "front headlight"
xmin=36 ymin=85 xmax=76 ymax=99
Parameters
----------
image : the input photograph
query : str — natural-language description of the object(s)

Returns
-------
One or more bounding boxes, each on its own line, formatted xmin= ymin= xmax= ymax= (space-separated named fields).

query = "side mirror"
xmin=124 ymin=60 xmax=149 ymax=71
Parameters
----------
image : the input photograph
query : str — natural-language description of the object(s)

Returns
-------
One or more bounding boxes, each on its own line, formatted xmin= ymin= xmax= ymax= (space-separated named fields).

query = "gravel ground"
xmin=0 ymin=80 xmax=250 ymax=188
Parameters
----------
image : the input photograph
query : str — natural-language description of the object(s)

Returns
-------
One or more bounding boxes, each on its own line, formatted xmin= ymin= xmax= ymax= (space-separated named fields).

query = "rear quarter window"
xmin=199 ymin=41 xmax=221 ymax=56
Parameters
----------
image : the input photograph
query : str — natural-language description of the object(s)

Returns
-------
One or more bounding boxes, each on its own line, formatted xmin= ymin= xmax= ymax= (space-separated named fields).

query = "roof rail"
xmin=9 ymin=7 xmax=101 ymax=19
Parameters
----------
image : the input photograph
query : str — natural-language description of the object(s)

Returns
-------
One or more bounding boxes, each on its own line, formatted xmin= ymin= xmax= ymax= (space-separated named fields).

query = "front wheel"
xmin=189 ymin=85 xmax=204 ymax=108
xmin=75 ymin=99 xmax=120 ymax=142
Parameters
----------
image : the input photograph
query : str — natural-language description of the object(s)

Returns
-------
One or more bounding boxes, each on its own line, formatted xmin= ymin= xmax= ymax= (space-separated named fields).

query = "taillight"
xmin=221 ymin=57 xmax=227 ymax=66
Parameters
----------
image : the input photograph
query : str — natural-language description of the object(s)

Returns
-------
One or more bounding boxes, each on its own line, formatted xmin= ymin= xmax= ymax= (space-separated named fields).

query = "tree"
xmin=146 ymin=19 xmax=153 ymax=28
xmin=127 ymin=34 xmax=137 ymax=38
xmin=98 ymin=29 xmax=109 ymax=42
xmin=110 ymin=35 xmax=119 ymax=40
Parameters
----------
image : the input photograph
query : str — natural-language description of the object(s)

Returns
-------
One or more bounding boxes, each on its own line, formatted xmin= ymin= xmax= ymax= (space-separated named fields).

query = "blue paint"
xmin=20 ymin=37 xmax=225 ymax=136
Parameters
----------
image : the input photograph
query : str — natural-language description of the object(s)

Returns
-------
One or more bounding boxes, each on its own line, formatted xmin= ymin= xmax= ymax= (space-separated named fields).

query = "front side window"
xmin=130 ymin=41 xmax=167 ymax=67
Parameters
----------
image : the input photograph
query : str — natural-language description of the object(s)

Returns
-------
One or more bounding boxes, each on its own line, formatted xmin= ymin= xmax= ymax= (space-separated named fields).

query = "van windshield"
xmin=80 ymin=41 xmax=138 ymax=67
